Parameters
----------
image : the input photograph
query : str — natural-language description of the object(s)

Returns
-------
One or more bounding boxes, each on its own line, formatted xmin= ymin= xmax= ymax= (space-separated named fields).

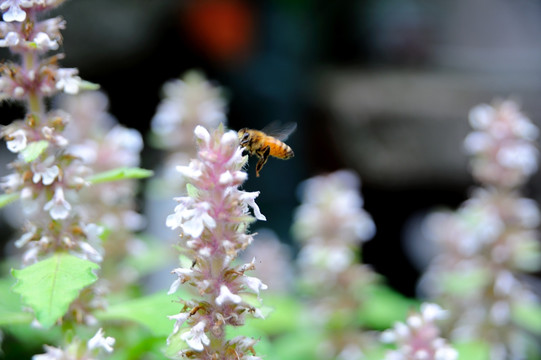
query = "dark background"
xmin=3 ymin=0 xmax=541 ymax=297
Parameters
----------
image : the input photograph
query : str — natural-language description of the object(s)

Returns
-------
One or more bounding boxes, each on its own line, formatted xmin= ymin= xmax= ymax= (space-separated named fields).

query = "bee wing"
xmin=261 ymin=122 xmax=297 ymax=141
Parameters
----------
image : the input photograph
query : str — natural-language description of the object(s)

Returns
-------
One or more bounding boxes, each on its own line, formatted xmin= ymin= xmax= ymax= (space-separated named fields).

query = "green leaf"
xmin=79 ymin=80 xmax=100 ymax=91
xmin=96 ymin=291 xmax=181 ymax=337
xmin=186 ymin=183 xmax=199 ymax=198
xmin=454 ymin=341 xmax=490 ymax=360
xmin=0 ymin=192 xmax=19 ymax=208
xmin=247 ymin=295 xmax=303 ymax=335
xmin=11 ymin=253 xmax=100 ymax=328
xmin=87 ymin=167 xmax=154 ymax=184
xmin=357 ymin=284 xmax=419 ymax=329
xmin=440 ymin=268 xmax=490 ymax=295
xmin=21 ymin=140 xmax=49 ymax=163
xmin=512 ymin=301 xmax=541 ymax=335
xmin=0 ymin=277 xmax=33 ymax=326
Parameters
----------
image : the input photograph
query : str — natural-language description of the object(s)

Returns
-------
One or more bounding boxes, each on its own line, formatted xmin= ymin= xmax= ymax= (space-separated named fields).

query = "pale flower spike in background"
xmin=165 ymin=125 xmax=267 ymax=360
xmin=420 ymin=99 xmax=541 ymax=359
xmin=292 ymin=170 xmax=378 ymax=359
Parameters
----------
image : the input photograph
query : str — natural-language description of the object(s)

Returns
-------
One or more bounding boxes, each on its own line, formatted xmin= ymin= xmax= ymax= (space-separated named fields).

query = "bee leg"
xmin=255 ymin=146 xmax=271 ymax=177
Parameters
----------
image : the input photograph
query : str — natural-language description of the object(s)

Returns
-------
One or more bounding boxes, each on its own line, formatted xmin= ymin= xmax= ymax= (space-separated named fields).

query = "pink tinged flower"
xmin=168 ymin=267 xmax=194 ymax=295
xmin=0 ymin=0 xmax=31 ymax=22
xmin=239 ymin=191 xmax=266 ymax=221
xmin=180 ymin=321 xmax=210 ymax=352
xmin=176 ymin=163 xmax=203 ymax=181
xmin=87 ymin=328 xmax=115 ymax=353
xmin=55 ymin=68 xmax=81 ymax=94
xmin=43 ymin=187 xmax=71 ymax=220
xmin=168 ymin=312 xmax=190 ymax=335
xmin=0 ymin=31 xmax=19 ymax=46
xmin=194 ymin=125 xmax=210 ymax=144
xmin=215 ymin=284 xmax=242 ymax=305
xmin=6 ymin=129 xmax=27 ymax=152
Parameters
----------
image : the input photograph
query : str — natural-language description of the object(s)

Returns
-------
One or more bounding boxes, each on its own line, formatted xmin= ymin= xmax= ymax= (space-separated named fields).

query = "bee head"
xmin=238 ymin=128 xmax=250 ymax=145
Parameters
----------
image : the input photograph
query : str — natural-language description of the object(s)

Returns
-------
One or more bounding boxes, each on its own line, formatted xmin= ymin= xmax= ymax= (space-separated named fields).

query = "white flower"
xmin=42 ymin=126 xmax=68 ymax=147
xmin=0 ymin=172 xmax=21 ymax=191
xmin=87 ymin=328 xmax=115 ymax=353
xmin=43 ymin=187 xmax=71 ymax=220
xmin=497 ymin=142 xmax=538 ymax=174
xmin=194 ymin=125 xmax=210 ymax=144
xmin=33 ymin=32 xmax=58 ymax=50
xmin=0 ymin=31 xmax=19 ymax=46
xmin=78 ymin=240 xmax=103 ymax=263
xmin=14 ymin=223 xmax=36 ymax=247
xmin=167 ymin=267 xmax=194 ymax=295
xmin=168 ymin=312 xmax=189 ymax=335
xmin=468 ymin=104 xmax=494 ymax=130
xmin=180 ymin=321 xmax=210 ymax=352
xmin=176 ymin=162 xmax=202 ymax=182
xmin=434 ymin=347 xmax=458 ymax=360
xmin=239 ymin=191 xmax=266 ymax=221
xmin=215 ymin=284 xmax=242 ymax=305
xmin=219 ymin=170 xmax=247 ymax=185
xmin=168 ymin=200 xmax=216 ymax=238
xmin=1 ymin=0 xmax=31 ymax=22
xmin=6 ymin=129 xmax=27 ymax=152
xmin=420 ymin=303 xmax=447 ymax=322
xmin=32 ymin=162 xmax=60 ymax=186
xmin=55 ymin=68 xmax=81 ymax=94
xmin=32 ymin=345 xmax=64 ymax=360
xmin=241 ymin=275 xmax=268 ymax=296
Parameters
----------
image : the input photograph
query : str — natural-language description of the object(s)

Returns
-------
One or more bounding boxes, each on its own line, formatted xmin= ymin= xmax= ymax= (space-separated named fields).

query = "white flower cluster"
xmin=0 ymin=0 xmax=66 ymax=22
xmin=381 ymin=303 xmax=458 ymax=360
xmin=464 ymin=100 xmax=538 ymax=187
xmin=32 ymin=328 xmax=115 ymax=360
xmin=293 ymin=170 xmax=375 ymax=274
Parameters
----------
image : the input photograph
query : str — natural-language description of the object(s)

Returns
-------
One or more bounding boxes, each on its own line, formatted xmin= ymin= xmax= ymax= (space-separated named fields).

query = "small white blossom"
xmin=55 ymin=68 xmax=81 ymax=94
xmin=43 ymin=187 xmax=71 ymax=220
xmin=32 ymin=163 xmax=60 ymax=186
xmin=168 ymin=267 xmax=194 ymax=295
xmin=32 ymin=345 xmax=64 ymax=360
xmin=33 ymin=32 xmax=58 ymax=50
xmin=87 ymin=328 xmax=115 ymax=353
xmin=420 ymin=303 xmax=447 ymax=322
xmin=0 ymin=31 xmax=19 ymax=46
xmin=180 ymin=321 xmax=210 ymax=352
xmin=1 ymin=0 xmax=31 ymax=22
xmin=241 ymin=275 xmax=268 ymax=296
xmin=239 ymin=191 xmax=266 ymax=221
xmin=169 ymin=201 xmax=216 ymax=238
xmin=215 ymin=284 xmax=242 ymax=305
xmin=168 ymin=312 xmax=189 ymax=335
xmin=0 ymin=172 xmax=21 ymax=191
xmin=6 ymin=129 xmax=27 ymax=152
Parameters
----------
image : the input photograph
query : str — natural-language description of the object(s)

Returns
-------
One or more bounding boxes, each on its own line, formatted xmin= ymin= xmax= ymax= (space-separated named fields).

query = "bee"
xmin=238 ymin=123 xmax=296 ymax=177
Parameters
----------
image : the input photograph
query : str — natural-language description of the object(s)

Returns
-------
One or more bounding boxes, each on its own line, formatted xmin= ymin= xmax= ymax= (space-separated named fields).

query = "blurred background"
xmin=2 ymin=0 xmax=541 ymax=297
